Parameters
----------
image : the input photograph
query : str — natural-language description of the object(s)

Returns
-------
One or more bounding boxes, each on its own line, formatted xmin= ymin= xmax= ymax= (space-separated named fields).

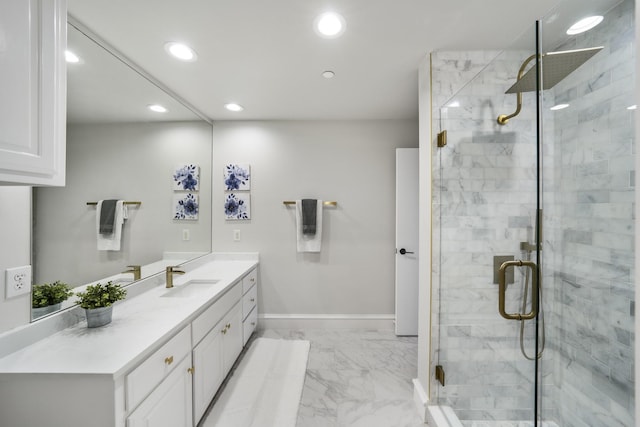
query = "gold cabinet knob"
xmin=164 ymin=356 xmax=174 ymax=365
xmin=250 ymin=298 xmax=255 ymax=302
xmin=226 ymin=323 xmax=231 ymax=329
xmin=187 ymin=367 xmax=195 ymax=374
xmin=221 ymin=327 xmax=227 ymax=334
xmin=250 ymin=277 xmax=255 ymax=282
xmin=251 ymin=322 xmax=256 ymax=326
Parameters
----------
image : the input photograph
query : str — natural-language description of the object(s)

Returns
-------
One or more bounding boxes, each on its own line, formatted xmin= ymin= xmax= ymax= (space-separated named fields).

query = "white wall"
xmin=212 ymin=120 xmax=418 ymax=322
xmin=0 ymin=187 xmax=32 ymax=333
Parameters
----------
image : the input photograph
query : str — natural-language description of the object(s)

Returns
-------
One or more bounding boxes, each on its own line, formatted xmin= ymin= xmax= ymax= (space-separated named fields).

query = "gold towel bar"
xmin=87 ymin=201 xmax=142 ymax=206
xmin=283 ymin=200 xmax=337 ymax=207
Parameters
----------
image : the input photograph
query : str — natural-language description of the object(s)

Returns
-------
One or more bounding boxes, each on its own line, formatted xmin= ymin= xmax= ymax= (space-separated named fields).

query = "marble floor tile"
xmin=255 ymin=329 xmax=424 ymax=427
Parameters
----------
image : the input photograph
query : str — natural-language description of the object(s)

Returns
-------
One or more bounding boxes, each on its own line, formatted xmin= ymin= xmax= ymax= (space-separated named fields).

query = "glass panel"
xmin=431 ymin=23 xmax=541 ymax=425
xmin=539 ymin=0 xmax=635 ymax=426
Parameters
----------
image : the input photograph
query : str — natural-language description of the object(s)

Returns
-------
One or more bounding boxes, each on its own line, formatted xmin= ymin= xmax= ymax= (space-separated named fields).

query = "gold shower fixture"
xmin=497 ymin=46 xmax=603 ymax=125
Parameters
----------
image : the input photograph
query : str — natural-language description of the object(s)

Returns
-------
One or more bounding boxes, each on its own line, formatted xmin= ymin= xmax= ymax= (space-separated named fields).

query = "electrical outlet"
xmin=182 ymin=229 xmax=190 ymax=241
xmin=5 ymin=265 xmax=32 ymax=299
xmin=233 ymin=229 xmax=241 ymax=241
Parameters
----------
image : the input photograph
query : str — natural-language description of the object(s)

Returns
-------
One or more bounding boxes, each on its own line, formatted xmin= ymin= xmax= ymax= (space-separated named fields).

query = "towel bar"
xmin=282 ymin=201 xmax=337 ymax=207
xmin=87 ymin=201 xmax=142 ymax=206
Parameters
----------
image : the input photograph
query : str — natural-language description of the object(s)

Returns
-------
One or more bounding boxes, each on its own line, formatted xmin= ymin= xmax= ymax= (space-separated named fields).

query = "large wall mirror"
xmin=31 ymin=19 xmax=212 ymax=320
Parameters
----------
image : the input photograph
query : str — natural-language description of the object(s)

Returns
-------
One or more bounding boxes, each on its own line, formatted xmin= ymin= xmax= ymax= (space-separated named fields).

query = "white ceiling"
xmin=66 ymin=0 xmax=614 ymax=122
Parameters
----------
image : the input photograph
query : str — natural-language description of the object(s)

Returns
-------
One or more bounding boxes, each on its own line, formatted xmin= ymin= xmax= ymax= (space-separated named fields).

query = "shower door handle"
xmin=498 ymin=260 xmax=538 ymax=321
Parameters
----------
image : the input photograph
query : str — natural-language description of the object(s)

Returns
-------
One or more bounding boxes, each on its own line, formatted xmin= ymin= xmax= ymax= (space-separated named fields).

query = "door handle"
xmin=498 ymin=260 xmax=538 ymax=321
xmin=398 ymin=248 xmax=414 ymax=255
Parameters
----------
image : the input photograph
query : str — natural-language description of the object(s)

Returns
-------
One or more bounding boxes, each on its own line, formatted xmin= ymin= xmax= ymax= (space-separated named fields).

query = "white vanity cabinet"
xmin=0 ymin=258 xmax=259 ymax=427
xmin=241 ymin=268 xmax=259 ymax=345
xmin=126 ymin=325 xmax=192 ymax=411
xmin=191 ymin=282 xmax=244 ymax=423
xmin=0 ymin=0 xmax=67 ymax=186
xmin=127 ymin=356 xmax=193 ymax=427
xmin=222 ymin=303 xmax=243 ymax=371
xmin=192 ymin=321 xmax=224 ymax=422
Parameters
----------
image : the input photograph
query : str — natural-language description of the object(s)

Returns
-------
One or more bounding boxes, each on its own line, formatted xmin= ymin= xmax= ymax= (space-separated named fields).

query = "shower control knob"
xmin=399 ymin=248 xmax=414 ymax=255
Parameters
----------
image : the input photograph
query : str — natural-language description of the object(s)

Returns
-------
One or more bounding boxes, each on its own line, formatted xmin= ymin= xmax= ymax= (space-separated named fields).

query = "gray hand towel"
xmin=301 ymin=199 xmax=317 ymax=235
xmin=99 ymin=199 xmax=118 ymax=234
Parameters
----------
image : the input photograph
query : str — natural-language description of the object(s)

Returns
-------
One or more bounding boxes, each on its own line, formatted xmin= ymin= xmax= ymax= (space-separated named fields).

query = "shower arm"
xmin=497 ymin=54 xmax=537 ymax=125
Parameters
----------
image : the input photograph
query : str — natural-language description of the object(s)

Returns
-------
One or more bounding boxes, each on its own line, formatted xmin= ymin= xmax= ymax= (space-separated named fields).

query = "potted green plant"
xmin=32 ymin=281 xmax=74 ymax=319
xmin=75 ymin=281 xmax=127 ymax=328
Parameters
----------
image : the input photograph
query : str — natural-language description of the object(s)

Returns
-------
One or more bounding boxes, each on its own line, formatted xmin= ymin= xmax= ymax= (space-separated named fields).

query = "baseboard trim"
xmin=412 ymin=378 xmax=429 ymax=422
xmin=258 ymin=313 xmax=395 ymax=329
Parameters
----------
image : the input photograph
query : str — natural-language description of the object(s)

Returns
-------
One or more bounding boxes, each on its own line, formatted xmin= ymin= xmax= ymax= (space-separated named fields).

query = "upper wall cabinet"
xmin=0 ymin=0 xmax=66 ymax=186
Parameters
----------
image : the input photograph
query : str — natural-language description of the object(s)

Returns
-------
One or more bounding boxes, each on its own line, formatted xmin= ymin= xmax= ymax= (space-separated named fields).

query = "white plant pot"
xmin=32 ymin=302 xmax=62 ymax=319
xmin=85 ymin=306 xmax=113 ymax=328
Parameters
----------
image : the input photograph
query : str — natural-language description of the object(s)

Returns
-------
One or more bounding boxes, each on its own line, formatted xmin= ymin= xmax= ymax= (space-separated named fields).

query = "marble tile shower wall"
xmin=430 ymin=1 xmax=635 ymax=425
xmin=542 ymin=1 xmax=635 ymax=426
xmin=431 ymin=49 xmax=547 ymax=422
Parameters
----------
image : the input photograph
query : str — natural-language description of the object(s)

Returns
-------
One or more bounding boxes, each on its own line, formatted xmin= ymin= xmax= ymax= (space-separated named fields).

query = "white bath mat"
xmin=202 ymin=338 xmax=310 ymax=427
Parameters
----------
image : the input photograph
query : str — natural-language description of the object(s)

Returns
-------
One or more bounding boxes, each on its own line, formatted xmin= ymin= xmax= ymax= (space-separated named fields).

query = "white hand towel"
xmin=97 ymin=200 xmax=126 ymax=251
xmin=296 ymin=199 xmax=322 ymax=253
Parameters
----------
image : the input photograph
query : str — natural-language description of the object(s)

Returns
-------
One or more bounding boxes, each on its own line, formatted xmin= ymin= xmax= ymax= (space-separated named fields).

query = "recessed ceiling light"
xmin=314 ymin=12 xmax=346 ymax=38
xmin=148 ymin=104 xmax=168 ymax=113
xmin=225 ymin=103 xmax=244 ymax=112
xmin=628 ymin=105 xmax=637 ymax=110
xmin=550 ymin=103 xmax=570 ymax=111
xmin=322 ymin=71 xmax=335 ymax=79
xmin=566 ymin=16 xmax=603 ymax=35
xmin=164 ymin=42 xmax=198 ymax=61
xmin=65 ymin=50 xmax=80 ymax=63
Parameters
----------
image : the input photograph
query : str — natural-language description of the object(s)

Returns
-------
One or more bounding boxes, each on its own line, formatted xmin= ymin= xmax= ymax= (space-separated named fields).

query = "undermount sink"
xmin=161 ymin=279 xmax=220 ymax=298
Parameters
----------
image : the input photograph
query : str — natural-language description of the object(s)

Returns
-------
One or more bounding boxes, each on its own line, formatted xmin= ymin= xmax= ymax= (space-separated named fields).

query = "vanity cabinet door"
xmin=0 ymin=0 xmax=66 ymax=186
xmin=127 ymin=356 xmax=193 ymax=427
xmin=222 ymin=302 xmax=243 ymax=373
xmin=192 ymin=325 xmax=224 ymax=423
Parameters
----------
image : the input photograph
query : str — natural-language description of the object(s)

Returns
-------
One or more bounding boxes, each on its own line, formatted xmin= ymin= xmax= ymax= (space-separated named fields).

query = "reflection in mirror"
xmin=31 ymin=20 xmax=212 ymax=320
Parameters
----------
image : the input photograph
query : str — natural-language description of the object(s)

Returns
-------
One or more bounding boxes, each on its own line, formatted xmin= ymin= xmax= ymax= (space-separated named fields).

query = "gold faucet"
xmin=122 ymin=265 xmax=141 ymax=281
xmin=166 ymin=266 xmax=185 ymax=288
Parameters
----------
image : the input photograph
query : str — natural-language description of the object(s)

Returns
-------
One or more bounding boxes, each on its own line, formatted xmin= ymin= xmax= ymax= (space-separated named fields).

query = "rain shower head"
xmin=497 ymin=46 xmax=603 ymax=125
xmin=505 ymin=46 xmax=603 ymax=94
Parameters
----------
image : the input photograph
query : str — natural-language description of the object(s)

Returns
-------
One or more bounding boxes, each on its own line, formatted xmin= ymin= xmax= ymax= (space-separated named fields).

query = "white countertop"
xmin=0 ymin=259 xmax=258 ymax=378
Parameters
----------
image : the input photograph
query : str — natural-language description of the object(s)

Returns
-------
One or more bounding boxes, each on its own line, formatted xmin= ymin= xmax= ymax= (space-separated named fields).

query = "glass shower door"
xmin=431 ymin=23 xmax=543 ymax=424
xmin=538 ymin=1 xmax=636 ymax=426
xmin=431 ymin=0 xmax=636 ymax=426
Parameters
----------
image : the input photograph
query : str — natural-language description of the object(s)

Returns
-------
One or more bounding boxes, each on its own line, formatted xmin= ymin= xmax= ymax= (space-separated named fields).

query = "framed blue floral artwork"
xmin=173 ymin=164 xmax=200 ymax=191
xmin=174 ymin=193 xmax=199 ymax=220
xmin=224 ymin=193 xmax=250 ymax=220
xmin=224 ymin=164 xmax=250 ymax=191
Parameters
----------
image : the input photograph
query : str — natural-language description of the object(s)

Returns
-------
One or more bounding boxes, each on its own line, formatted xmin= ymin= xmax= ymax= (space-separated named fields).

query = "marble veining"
xmin=254 ymin=329 xmax=423 ymax=427
xmin=430 ymin=1 xmax=634 ymax=426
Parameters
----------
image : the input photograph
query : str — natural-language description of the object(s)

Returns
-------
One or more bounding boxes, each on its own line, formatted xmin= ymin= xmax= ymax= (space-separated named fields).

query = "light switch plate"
xmin=5 ymin=265 xmax=32 ymax=299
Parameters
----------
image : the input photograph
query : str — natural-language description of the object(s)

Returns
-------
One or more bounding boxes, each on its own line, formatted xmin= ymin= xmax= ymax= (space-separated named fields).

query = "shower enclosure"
xmin=430 ymin=0 xmax=635 ymax=426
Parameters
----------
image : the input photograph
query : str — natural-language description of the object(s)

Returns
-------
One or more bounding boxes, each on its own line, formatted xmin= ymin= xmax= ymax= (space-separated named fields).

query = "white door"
xmin=395 ymin=148 xmax=419 ymax=336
